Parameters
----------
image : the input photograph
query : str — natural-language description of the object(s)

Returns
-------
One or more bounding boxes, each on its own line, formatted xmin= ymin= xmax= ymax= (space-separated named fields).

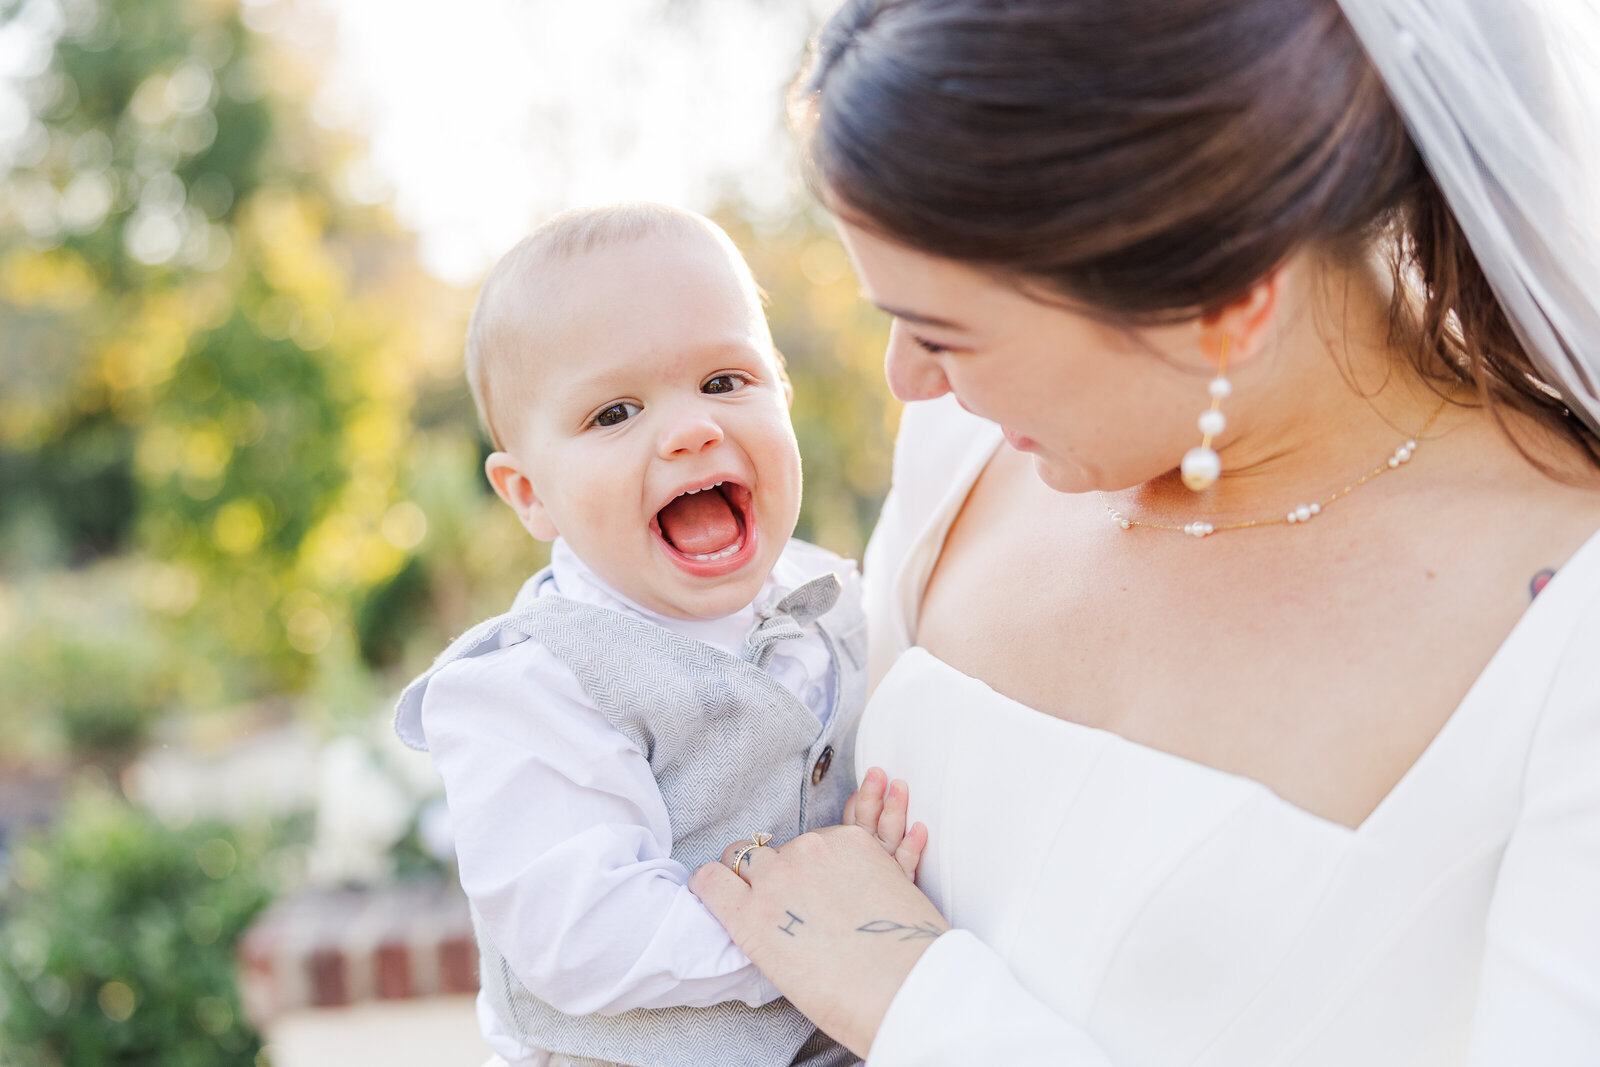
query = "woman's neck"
xmin=1127 ymin=251 xmax=1465 ymax=525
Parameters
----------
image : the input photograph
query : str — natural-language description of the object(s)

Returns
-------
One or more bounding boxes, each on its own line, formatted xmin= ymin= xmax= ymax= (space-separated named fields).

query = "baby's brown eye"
xmin=703 ymin=375 xmax=742 ymax=394
xmin=593 ymin=401 xmax=640 ymax=427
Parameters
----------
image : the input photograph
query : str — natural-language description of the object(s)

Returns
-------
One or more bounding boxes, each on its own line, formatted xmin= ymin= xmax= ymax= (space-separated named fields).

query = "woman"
xmin=690 ymin=0 xmax=1600 ymax=1063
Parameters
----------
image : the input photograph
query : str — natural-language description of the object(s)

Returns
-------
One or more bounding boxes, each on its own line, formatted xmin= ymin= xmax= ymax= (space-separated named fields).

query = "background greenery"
xmin=0 ymin=0 xmax=895 ymax=1059
xmin=0 ymin=786 xmax=276 ymax=1066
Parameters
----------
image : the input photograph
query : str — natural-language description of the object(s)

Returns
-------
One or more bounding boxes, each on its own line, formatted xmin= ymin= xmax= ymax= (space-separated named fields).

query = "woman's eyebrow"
xmin=872 ymin=302 xmax=967 ymax=332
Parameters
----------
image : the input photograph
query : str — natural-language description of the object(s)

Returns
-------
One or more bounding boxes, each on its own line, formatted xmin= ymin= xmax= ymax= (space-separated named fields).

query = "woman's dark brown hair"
xmin=793 ymin=0 xmax=1600 ymax=471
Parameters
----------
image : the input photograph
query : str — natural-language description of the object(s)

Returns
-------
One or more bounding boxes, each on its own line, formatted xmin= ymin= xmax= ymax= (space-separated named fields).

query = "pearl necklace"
xmin=1098 ymin=395 xmax=1453 ymax=538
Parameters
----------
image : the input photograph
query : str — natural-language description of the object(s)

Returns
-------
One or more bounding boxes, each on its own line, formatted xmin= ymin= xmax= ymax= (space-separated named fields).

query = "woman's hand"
xmin=689 ymin=770 xmax=944 ymax=1057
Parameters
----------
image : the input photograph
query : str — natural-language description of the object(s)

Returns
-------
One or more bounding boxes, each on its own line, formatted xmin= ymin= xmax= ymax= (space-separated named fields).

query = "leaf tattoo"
xmin=856 ymin=919 xmax=945 ymax=941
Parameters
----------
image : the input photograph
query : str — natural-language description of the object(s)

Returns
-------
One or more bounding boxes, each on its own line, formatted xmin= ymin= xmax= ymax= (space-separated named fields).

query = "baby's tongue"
xmin=657 ymin=489 xmax=741 ymax=555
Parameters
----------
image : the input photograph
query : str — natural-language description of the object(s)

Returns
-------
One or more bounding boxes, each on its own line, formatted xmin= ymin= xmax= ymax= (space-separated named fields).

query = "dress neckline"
xmin=890 ymin=404 xmax=1600 ymax=836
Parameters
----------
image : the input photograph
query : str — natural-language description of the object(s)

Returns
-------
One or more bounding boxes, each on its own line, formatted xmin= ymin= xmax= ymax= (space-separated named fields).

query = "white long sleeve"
xmin=1464 ymin=595 xmax=1600 ymax=1066
xmin=869 ymin=932 xmax=1113 ymax=1065
xmin=421 ymin=635 xmax=782 ymax=1016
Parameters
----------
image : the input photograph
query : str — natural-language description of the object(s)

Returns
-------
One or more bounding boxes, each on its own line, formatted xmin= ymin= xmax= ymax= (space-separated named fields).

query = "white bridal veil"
xmin=1333 ymin=0 xmax=1600 ymax=433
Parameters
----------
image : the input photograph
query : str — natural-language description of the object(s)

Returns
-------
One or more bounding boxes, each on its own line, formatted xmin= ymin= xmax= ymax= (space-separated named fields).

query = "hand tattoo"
xmin=779 ymin=911 xmax=804 ymax=936
xmin=856 ymin=919 xmax=945 ymax=941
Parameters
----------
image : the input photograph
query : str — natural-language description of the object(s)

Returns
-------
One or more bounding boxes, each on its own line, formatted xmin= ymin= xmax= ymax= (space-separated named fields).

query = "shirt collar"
xmin=547 ymin=537 xmax=759 ymax=655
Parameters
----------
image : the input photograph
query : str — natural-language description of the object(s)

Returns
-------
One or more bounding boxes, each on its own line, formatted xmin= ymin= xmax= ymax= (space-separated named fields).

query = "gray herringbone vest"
xmin=397 ymin=567 xmax=867 ymax=1067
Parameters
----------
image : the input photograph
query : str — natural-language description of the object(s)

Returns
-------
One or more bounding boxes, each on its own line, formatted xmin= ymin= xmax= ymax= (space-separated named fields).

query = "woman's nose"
xmin=659 ymin=407 xmax=724 ymax=457
xmin=884 ymin=327 xmax=952 ymax=403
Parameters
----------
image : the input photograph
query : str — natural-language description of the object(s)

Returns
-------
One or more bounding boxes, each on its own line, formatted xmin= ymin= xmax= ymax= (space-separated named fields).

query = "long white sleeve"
xmin=868 ymin=932 xmax=1113 ymax=1066
xmin=421 ymin=634 xmax=781 ymax=1016
xmin=1464 ymin=592 xmax=1600 ymax=1066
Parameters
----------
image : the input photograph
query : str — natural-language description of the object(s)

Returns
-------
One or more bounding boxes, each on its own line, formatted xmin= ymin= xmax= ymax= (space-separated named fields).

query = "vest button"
xmin=811 ymin=745 xmax=834 ymax=786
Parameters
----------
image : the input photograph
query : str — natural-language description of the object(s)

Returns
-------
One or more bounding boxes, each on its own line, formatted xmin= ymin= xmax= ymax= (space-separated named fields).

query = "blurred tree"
xmin=0 ymin=0 xmax=470 ymax=716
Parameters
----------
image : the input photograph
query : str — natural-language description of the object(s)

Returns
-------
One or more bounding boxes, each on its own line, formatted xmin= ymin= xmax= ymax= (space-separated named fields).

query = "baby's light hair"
xmin=464 ymin=202 xmax=767 ymax=451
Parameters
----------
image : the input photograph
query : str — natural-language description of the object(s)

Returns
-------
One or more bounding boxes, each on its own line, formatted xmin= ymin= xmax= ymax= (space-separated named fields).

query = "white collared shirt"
xmin=418 ymin=537 xmax=851 ymax=1066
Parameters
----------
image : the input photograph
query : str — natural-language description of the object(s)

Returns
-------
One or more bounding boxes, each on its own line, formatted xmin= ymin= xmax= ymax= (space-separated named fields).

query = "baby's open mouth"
xmin=654 ymin=481 xmax=753 ymax=563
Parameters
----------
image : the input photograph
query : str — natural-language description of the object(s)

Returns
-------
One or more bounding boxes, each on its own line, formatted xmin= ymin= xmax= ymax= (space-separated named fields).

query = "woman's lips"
xmin=955 ymin=395 xmax=1036 ymax=452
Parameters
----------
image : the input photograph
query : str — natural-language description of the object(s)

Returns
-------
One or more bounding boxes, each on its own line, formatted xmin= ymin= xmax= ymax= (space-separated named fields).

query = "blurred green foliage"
xmin=0 ymin=0 xmax=480 ymax=740
xmin=3 ymin=622 xmax=173 ymax=755
xmin=0 ymin=785 xmax=274 ymax=1066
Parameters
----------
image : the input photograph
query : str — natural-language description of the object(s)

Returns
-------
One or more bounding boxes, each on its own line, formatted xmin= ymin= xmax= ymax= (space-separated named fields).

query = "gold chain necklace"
xmin=1097 ymin=394 xmax=1453 ymax=539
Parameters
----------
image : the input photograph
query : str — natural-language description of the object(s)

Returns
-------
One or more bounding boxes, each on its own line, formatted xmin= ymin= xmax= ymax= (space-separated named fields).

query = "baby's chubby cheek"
xmin=762 ymin=445 xmax=805 ymax=528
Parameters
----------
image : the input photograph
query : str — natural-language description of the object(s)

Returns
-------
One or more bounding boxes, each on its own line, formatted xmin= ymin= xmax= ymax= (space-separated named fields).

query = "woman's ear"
xmin=1199 ymin=269 xmax=1281 ymax=368
xmin=485 ymin=452 xmax=559 ymax=541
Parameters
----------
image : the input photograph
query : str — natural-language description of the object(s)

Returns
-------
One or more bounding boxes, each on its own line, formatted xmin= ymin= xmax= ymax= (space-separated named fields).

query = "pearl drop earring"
xmin=1180 ymin=336 xmax=1232 ymax=492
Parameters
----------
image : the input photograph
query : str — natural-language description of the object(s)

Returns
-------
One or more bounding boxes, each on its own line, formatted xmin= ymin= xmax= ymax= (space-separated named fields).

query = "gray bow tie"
xmin=743 ymin=573 xmax=842 ymax=669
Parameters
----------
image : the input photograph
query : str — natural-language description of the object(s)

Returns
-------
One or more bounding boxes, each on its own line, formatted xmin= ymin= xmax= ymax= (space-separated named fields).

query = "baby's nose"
xmin=660 ymin=410 xmax=724 ymax=457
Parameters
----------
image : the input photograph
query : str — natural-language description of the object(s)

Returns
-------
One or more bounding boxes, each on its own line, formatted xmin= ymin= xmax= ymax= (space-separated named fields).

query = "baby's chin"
xmin=645 ymin=570 xmax=770 ymax=621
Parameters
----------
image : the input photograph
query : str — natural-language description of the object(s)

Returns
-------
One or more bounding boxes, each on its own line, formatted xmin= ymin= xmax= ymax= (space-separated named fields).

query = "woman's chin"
xmin=1028 ymin=453 xmax=1097 ymax=495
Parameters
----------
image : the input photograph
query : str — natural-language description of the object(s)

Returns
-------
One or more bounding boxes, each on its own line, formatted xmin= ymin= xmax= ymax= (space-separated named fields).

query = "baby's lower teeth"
xmin=687 ymin=544 xmax=740 ymax=562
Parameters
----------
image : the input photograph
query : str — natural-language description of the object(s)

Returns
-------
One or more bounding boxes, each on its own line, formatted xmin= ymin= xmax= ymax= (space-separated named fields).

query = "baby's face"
xmin=499 ymin=231 xmax=802 ymax=620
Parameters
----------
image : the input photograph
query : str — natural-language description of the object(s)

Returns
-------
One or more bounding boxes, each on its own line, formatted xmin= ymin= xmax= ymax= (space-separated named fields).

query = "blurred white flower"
xmin=305 ymin=734 xmax=413 ymax=886
xmin=373 ymin=715 xmax=446 ymax=798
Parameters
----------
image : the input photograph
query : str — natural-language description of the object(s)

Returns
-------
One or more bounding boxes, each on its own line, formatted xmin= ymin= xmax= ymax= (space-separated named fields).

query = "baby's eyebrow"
xmin=545 ymin=341 xmax=770 ymax=410
xmin=549 ymin=361 xmax=638 ymax=399
xmin=543 ymin=374 xmax=628 ymax=420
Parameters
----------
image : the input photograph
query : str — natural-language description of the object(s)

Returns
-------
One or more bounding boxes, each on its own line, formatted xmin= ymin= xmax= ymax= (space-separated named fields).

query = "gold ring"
xmin=730 ymin=832 xmax=775 ymax=877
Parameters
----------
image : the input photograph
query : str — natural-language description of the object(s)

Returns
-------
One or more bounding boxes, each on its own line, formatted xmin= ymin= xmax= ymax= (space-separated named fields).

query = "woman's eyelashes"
xmin=911 ymin=334 xmax=953 ymax=355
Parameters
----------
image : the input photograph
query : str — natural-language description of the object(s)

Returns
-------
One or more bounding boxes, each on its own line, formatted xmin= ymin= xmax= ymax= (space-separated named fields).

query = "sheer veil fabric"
xmin=1333 ymin=0 xmax=1600 ymax=432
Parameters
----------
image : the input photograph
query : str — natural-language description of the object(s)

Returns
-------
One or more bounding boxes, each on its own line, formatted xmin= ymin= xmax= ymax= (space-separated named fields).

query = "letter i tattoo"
xmin=779 ymin=911 xmax=804 ymax=936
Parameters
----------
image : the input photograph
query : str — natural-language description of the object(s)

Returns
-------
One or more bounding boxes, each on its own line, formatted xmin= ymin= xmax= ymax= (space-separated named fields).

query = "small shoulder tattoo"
xmin=1530 ymin=568 xmax=1557 ymax=600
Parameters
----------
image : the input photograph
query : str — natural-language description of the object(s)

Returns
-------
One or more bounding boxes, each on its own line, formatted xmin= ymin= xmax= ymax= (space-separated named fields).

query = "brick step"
xmin=239 ymin=878 xmax=478 ymax=1025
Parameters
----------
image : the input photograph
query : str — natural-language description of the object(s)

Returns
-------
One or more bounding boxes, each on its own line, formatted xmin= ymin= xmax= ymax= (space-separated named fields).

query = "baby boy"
xmin=395 ymin=204 xmax=913 ymax=1067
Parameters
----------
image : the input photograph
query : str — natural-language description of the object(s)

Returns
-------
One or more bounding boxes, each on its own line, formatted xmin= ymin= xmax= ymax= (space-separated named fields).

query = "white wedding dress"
xmin=857 ymin=396 xmax=1600 ymax=1066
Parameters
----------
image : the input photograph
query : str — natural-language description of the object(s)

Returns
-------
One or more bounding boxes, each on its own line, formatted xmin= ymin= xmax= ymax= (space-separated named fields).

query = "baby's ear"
xmin=485 ymin=452 xmax=559 ymax=541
